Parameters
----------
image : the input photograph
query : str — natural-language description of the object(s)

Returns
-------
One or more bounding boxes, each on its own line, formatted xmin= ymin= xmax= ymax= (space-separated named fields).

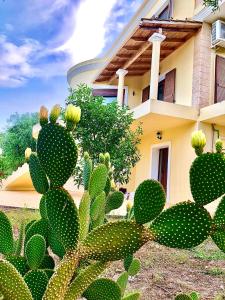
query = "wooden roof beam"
xmin=140 ymin=25 xmax=198 ymax=33
xmin=124 ymin=45 xmax=175 ymax=51
xmin=109 ymin=41 xmax=151 ymax=83
xmin=131 ymin=37 xmax=186 ymax=43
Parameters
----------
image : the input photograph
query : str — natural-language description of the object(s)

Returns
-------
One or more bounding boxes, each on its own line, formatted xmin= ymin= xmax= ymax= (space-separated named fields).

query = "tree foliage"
xmin=203 ymin=0 xmax=219 ymax=11
xmin=66 ymin=85 xmax=142 ymax=186
xmin=0 ymin=113 xmax=38 ymax=178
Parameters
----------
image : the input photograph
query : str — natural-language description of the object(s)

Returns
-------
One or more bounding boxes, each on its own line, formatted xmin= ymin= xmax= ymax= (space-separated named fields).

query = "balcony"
xmin=199 ymin=100 xmax=225 ymax=126
xmin=131 ymin=99 xmax=198 ymax=136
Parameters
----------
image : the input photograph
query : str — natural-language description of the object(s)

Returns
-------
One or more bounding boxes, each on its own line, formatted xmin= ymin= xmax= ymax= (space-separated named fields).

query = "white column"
xmin=116 ymin=69 xmax=128 ymax=106
xmin=148 ymin=33 xmax=166 ymax=100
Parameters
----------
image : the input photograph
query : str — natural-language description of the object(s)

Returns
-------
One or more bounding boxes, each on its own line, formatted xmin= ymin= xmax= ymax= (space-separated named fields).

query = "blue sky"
xmin=0 ymin=0 xmax=142 ymax=131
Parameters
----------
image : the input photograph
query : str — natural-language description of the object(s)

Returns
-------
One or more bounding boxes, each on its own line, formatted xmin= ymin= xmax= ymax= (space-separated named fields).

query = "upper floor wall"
xmin=68 ymin=0 xmax=225 ymax=112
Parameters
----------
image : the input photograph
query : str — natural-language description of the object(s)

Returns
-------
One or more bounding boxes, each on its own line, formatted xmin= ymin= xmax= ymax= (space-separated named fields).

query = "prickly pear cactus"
xmin=1 ymin=111 xmax=224 ymax=300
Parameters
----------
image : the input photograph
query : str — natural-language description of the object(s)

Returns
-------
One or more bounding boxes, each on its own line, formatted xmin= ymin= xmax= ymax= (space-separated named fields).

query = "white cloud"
xmin=0 ymin=35 xmax=41 ymax=87
xmin=56 ymin=0 xmax=118 ymax=64
xmin=0 ymin=0 xmax=142 ymax=88
xmin=25 ymin=0 xmax=70 ymax=24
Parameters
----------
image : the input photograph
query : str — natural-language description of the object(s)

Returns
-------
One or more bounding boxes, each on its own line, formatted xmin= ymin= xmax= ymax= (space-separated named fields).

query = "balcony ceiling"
xmin=95 ymin=19 xmax=202 ymax=83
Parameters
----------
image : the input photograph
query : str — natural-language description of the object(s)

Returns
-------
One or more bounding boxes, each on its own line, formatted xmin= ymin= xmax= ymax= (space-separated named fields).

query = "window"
xmin=158 ymin=79 xmax=165 ymax=100
xmin=158 ymin=5 xmax=170 ymax=19
xmin=215 ymin=55 xmax=225 ymax=103
xmin=141 ymin=68 xmax=176 ymax=103
xmin=93 ymin=89 xmax=120 ymax=105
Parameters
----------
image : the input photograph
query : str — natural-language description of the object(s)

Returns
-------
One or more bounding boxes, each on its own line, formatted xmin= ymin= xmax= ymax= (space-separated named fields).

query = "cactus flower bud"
xmin=126 ymin=200 xmax=133 ymax=212
xmin=25 ymin=148 xmax=32 ymax=160
xmin=215 ymin=139 xmax=223 ymax=153
xmin=104 ymin=152 xmax=110 ymax=169
xmin=191 ymin=130 xmax=206 ymax=156
xmin=99 ymin=153 xmax=105 ymax=164
xmin=65 ymin=104 xmax=81 ymax=131
xmin=39 ymin=106 xmax=48 ymax=126
xmin=50 ymin=104 xmax=61 ymax=124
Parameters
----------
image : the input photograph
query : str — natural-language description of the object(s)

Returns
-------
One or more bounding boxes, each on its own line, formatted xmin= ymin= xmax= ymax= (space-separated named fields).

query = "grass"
xmin=3 ymin=207 xmax=39 ymax=227
xmin=191 ymin=239 xmax=225 ymax=261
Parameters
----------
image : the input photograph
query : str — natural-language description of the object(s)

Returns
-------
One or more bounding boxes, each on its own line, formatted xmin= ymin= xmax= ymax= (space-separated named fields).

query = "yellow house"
xmin=67 ymin=0 xmax=225 ymax=211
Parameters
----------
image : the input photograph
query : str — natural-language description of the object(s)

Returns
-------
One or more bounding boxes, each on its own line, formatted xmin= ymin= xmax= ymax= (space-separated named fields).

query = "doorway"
xmin=150 ymin=142 xmax=171 ymax=201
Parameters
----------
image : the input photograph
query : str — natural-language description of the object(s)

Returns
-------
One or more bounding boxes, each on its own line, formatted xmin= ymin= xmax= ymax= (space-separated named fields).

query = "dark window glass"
xmin=158 ymin=5 xmax=170 ymax=19
xmin=158 ymin=79 xmax=165 ymax=100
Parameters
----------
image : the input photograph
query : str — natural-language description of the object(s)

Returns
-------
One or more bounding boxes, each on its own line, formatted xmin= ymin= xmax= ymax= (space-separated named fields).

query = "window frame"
xmin=92 ymin=84 xmax=129 ymax=106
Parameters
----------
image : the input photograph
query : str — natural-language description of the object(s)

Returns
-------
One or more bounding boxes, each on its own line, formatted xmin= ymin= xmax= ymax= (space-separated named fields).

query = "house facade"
xmin=68 ymin=0 xmax=225 ymax=210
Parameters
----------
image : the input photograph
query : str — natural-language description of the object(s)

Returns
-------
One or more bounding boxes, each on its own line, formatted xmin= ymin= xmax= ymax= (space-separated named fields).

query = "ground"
xmin=3 ymin=208 xmax=225 ymax=300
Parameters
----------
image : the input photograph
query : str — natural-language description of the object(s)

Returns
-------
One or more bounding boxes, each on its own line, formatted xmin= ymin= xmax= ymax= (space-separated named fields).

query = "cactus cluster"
xmin=0 ymin=108 xmax=224 ymax=300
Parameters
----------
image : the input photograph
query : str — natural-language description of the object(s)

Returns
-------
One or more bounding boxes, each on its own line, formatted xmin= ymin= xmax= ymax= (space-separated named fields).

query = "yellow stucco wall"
xmin=145 ymin=0 xmax=195 ymax=19
xmin=128 ymin=123 xmax=197 ymax=204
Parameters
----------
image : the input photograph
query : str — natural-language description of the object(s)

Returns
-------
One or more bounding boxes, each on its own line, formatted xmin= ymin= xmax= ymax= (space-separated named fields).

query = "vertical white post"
xmin=116 ymin=69 xmax=128 ymax=106
xmin=148 ymin=32 xmax=166 ymax=100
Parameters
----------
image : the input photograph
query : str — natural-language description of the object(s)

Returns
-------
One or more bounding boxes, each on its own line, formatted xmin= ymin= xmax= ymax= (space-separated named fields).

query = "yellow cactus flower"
xmin=25 ymin=148 xmax=32 ymax=160
xmin=50 ymin=104 xmax=61 ymax=123
xmin=65 ymin=104 xmax=81 ymax=124
xmin=126 ymin=200 xmax=133 ymax=212
xmin=191 ymin=130 xmax=206 ymax=156
xmin=39 ymin=106 xmax=48 ymax=126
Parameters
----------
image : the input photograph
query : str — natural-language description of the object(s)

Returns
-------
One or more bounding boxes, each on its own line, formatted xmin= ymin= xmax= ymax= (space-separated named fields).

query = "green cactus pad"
xmin=37 ymin=123 xmax=78 ymax=187
xmin=83 ymin=157 xmax=93 ymax=190
xmin=211 ymin=230 xmax=225 ymax=252
xmin=29 ymin=153 xmax=49 ymax=194
xmin=211 ymin=196 xmax=225 ymax=252
xmin=25 ymin=219 xmax=36 ymax=234
xmin=44 ymin=269 xmax=54 ymax=279
xmin=83 ymin=278 xmax=121 ymax=300
xmin=43 ymin=252 xmax=79 ymax=300
xmin=14 ymin=222 xmax=24 ymax=256
xmin=89 ymin=164 xmax=108 ymax=199
xmin=190 ymin=292 xmax=200 ymax=300
xmin=39 ymin=195 xmax=48 ymax=219
xmin=190 ymin=153 xmax=225 ymax=205
xmin=45 ymin=189 xmax=79 ymax=251
xmin=122 ymin=292 xmax=141 ymax=300
xmin=48 ymin=228 xmax=65 ymax=258
xmin=0 ymin=260 xmax=33 ymax=300
xmin=134 ymin=179 xmax=166 ymax=224
xmin=24 ymin=270 xmax=48 ymax=300
xmin=0 ymin=211 xmax=14 ymax=255
xmin=175 ymin=294 xmax=192 ymax=300
xmin=83 ymin=220 xmax=152 ymax=261
xmin=25 ymin=218 xmax=49 ymax=247
xmin=25 ymin=234 xmax=46 ymax=270
xmin=128 ymin=258 xmax=141 ymax=276
xmin=79 ymin=191 xmax=91 ymax=241
xmin=104 ymin=177 xmax=111 ymax=196
xmin=91 ymin=191 xmax=106 ymax=221
xmin=105 ymin=191 xmax=124 ymax=214
xmin=117 ymin=271 xmax=128 ymax=296
xmin=6 ymin=255 xmax=29 ymax=276
xmin=64 ymin=262 xmax=108 ymax=300
xmin=40 ymin=255 xmax=55 ymax=270
xmin=150 ymin=202 xmax=212 ymax=249
xmin=124 ymin=254 xmax=133 ymax=271
xmin=213 ymin=195 xmax=225 ymax=229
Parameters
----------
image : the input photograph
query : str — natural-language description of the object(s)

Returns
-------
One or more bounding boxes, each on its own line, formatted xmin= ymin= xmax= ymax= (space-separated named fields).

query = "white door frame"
xmin=150 ymin=141 xmax=171 ymax=202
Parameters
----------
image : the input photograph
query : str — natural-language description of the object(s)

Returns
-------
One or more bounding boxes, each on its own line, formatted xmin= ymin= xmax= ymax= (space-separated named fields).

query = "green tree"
xmin=0 ymin=112 xmax=38 ymax=177
xmin=66 ymin=85 xmax=142 ymax=186
xmin=203 ymin=0 xmax=219 ymax=11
